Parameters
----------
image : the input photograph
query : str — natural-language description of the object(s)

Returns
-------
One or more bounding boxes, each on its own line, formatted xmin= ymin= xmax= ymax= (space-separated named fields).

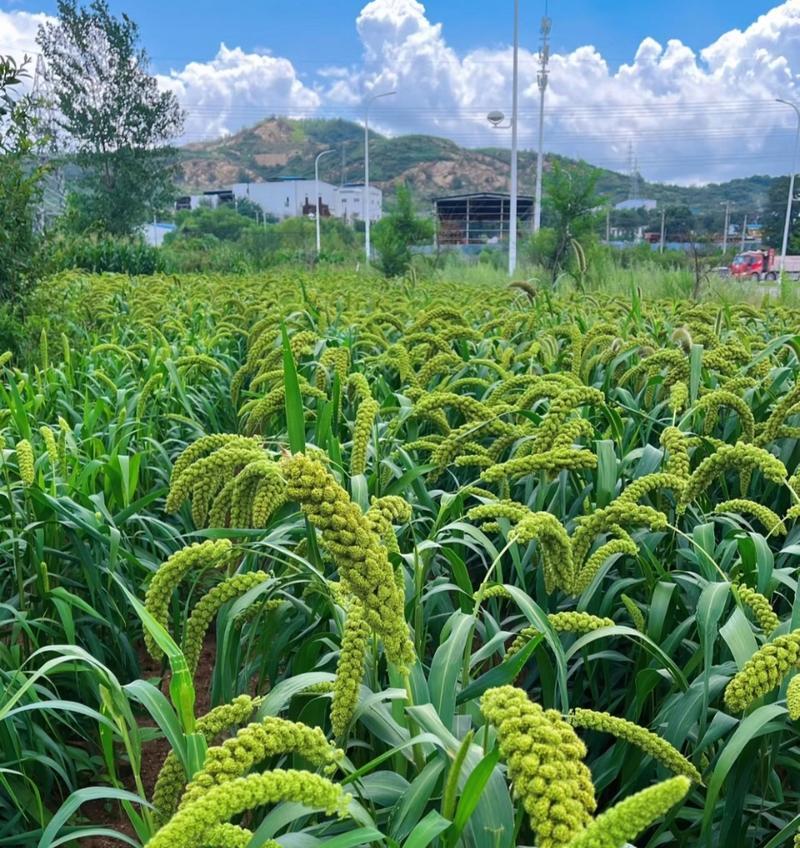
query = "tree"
xmin=372 ymin=184 xmax=433 ymax=277
xmin=172 ymin=205 xmax=259 ymax=242
xmin=763 ymin=177 xmax=800 ymax=252
xmin=531 ymin=161 xmax=601 ymax=285
xmin=0 ymin=55 xmax=44 ymax=302
xmin=663 ymin=205 xmax=695 ymax=241
xmin=37 ymin=1 xmax=184 ymax=235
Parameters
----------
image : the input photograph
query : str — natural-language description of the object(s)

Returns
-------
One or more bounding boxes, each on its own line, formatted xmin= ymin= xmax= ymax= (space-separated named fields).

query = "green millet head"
xmin=146 ymin=770 xmax=350 ymax=848
xmin=481 ymin=686 xmax=596 ymax=848
xmin=724 ymin=629 xmax=800 ymax=713
xmin=787 ymin=675 xmax=800 ymax=721
xmin=511 ymin=513 xmax=576 ymax=595
xmin=143 ymin=539 xmax=233 ymax=661
xmin=563 ymin=776 xmax=690 ymax=848
xmin=331 ymin=599 xmax=370 ymax=738
xmin=16 ymin=439 xmax=35 ymax=486
xmin=734 ymin=584 xmax=780 ymax=635
xmin=660 ymin=427 xmax=690 ymax=480
xmin=167 ymin=436 xmax=265 ymax=514
xmin=567 ymin=709 xmax=701 ymax=783
xmin=178 ymin=717 xmax=341 ymax=810
xmin=620 ymin=594 xmax=645 ymax=632
xmin=680 ymin=442 xmax=787 ymax=511
xmin=181 ymin=571 xmax=270 ymax=675
xmin=152 ymin=695 xmax=260 ymax=828
xmin=281 ymin=452 xmax=414 ymax=669
xmin=716 ymin=500 xmax=785 ymax=537
xmin=39 ymin=426 xmax=58 ymax=467
xmin=506 ymin=613 xmax=615 ymax=659
xmin=350 ymin=394 xmax=379 ymax=476
xmin=573 ymin=536 xmax=638 ymax=595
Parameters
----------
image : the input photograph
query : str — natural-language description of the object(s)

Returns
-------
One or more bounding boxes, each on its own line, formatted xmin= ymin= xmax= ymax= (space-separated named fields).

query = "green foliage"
xmin=763 ymin=176 xmax=800 ymax=251
xmin=36 ymin=0 xmax=183 ymax=235
xmin=47 ymin=233 xmax=165 ymax=274
xmin=372 ymin=184 xmax=434 ymax=276
xmin=171 ymin=205 xmax=258 ymax=242
xmin=529 ymin=160 xmax=601 ymax=285
xmin=0 ymin=55 xmax=45 ymax=301
xmin=162 ymin=212 xmax=360 ymax=273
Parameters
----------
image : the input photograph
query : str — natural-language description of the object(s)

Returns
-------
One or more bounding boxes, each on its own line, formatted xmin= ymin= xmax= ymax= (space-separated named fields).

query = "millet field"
xmin=5 ymin=269 xmax=800 ymax=848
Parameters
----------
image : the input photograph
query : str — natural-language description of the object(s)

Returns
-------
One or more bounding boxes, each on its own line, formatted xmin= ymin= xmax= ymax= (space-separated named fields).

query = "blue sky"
xmin=1 ymin=0 xmax=798 ymax=184
xmin=1 ymin=0 xmax=778 ymax=74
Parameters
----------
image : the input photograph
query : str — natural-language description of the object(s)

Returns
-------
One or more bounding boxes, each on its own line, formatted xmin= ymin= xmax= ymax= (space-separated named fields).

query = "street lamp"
xmin=776 ymin=98 xmax=800 ymax=274
xmin=364 ymin=90 xmax=396 ymax=264
xmin=315 ymin=148 xmax=335 ymax=256
xmin=720 ymin=201 xmax=730 ymax=254
xmin=485 ymin=0 xmax=519 ymax=277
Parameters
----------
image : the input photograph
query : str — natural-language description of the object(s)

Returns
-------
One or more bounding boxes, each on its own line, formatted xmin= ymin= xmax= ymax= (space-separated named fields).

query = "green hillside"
xmin=178 ymin=117 xmax=774 ymax=217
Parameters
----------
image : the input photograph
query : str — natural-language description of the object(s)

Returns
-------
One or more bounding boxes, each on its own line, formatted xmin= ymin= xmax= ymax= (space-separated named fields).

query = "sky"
xmin=1 ymin=0 xmax=799 ymax=185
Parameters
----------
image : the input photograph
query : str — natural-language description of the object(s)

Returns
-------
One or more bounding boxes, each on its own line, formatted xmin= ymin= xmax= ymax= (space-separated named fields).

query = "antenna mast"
xmin=533 ymin=3 xmax=550 ymax=232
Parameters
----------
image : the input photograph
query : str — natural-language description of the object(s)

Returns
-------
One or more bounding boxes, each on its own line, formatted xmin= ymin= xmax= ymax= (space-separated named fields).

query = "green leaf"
xmin=689 ymin=343 xmax=704 ymax=403
xmin=448 ymin=747 xmax=501 ymax=848
xmin=429 ymin=612 xmax=473 ymax=730
xmin=456 ymin=633 xmax=540 ymax=705
xmin=257 ymin=672 xmax=336 ymax=718
xmin=282 ymin=321 xmax=306 ymax=453
xmin=595 ymin=439 xmax=617 ymax=508
xmin=389 ymin=759 xmax=446 ymax=842
xmin=403 ymin=810 xmax=451 ymax=848
xmin=702 ymin=703 xmax=787 ymax=836
xmin=720 ymin=607 xmax=760 ymax=670
xmin=37 ymin=787 xmax=148 ymax=848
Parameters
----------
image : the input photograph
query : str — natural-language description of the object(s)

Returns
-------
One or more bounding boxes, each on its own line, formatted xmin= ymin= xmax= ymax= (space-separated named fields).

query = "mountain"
xmin=177 ymin=117 xmax=775 ymax=216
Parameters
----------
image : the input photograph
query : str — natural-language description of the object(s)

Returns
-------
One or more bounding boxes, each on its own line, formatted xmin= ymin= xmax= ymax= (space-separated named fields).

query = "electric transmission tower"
xmin=532 ymin=3 xmax=550 ymax=233
xmin=30 ymin=54 xmax=66 ymax=230
xmin=627 ymin=141 xmax=641 ymax=201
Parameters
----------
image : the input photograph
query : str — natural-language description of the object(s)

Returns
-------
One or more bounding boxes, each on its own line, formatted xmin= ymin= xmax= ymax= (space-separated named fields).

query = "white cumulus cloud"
xmin=0 ymin=8 xmax=53 ymax=71
xmin=158 ymin=44 xmax=321 ymax=142
xmin=332 ymin=0 xmax=800 ymax=184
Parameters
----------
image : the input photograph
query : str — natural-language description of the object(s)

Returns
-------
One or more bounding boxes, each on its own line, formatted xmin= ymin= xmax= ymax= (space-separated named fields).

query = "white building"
xmin=229 ymin=179 xmax=336 ymax=221
xmin=336 ymin=184 xmax=382 ymax=224
xmin=614 ymin=198 xmax=657 ymax=211
xmin=140 ymin=221 xmax=176 ymax=246
xmin=178 ymin=179 xmax=383 ymax=224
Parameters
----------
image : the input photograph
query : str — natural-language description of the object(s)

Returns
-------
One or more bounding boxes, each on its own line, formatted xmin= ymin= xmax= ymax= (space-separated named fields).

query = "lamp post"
xmin=721 ymin=201 xmax=730 ymax=254
xmin=533 ymin=11 xmax=551 ymax=233
xmin=484 ymin=0 xmax=519 ymax=276
xmin=364 ymin=90 xmax=396 ymax=264
xmin=315 ymin=148 xmax=335 ymax=256
xmin=776 ymin=98 xmax=800 ymax=274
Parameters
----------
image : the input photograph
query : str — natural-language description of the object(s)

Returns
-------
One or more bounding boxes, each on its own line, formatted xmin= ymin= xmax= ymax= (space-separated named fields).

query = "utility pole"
xmin=533 ymin=5 xmax=551 ymax=233
xmin=508 ymin=0 xmax=519 ymax=275
xmin=315 ymin=148 xmax=335 ymax=256
xmin=721 ymin=201 xmax=730 ymax=254
xmin=606 ymin=207 xmax=610 ymax=243
xmin=741 ymin=214 xmax=747 ymax=252
xmin=776 ymin=98 xmax=800 ymax=274
xmin=364 ymin=90 xmax=396 ymax=264
xmin=659 ymin=208 xmax=666 ymax=254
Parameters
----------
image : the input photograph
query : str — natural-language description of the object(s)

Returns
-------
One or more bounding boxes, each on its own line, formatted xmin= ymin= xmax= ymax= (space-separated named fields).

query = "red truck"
xmin=729 ymin=248 xmax=800 ymax=281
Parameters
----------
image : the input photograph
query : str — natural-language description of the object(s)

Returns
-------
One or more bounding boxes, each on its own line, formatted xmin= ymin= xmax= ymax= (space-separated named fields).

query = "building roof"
xmin=433 ymin=191 xmax=534 ymax=203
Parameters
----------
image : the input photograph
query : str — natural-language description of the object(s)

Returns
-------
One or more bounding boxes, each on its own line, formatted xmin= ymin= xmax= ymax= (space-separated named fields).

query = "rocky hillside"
xmin=177 ymin=117 xmax=774 ymax=214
